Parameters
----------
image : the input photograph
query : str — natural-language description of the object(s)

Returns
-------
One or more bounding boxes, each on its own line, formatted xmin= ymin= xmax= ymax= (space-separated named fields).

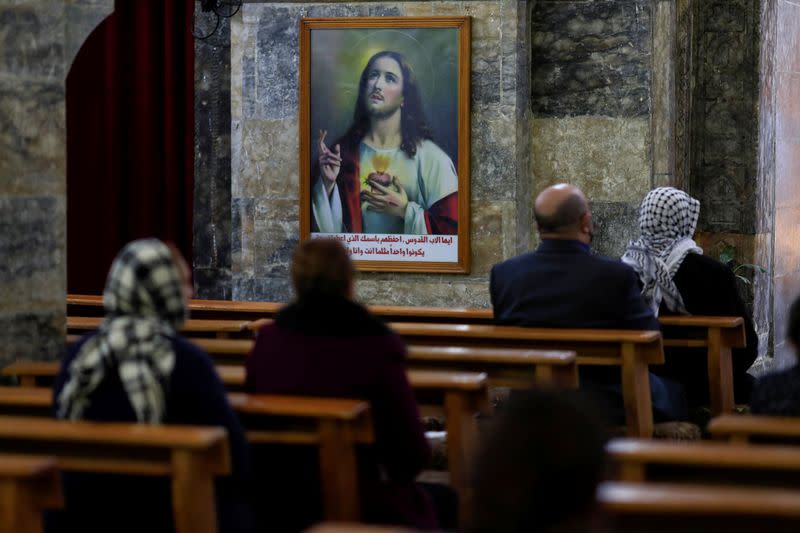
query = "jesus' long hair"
xmin=341 ymin=51 xmax=432 ymax=158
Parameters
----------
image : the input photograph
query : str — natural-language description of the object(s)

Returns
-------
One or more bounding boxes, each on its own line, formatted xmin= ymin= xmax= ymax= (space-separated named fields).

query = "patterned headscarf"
xmin=621 ymin=187 xmax=703 ymax=316
xmin=58 ymin=239 xmax=188 ymax=423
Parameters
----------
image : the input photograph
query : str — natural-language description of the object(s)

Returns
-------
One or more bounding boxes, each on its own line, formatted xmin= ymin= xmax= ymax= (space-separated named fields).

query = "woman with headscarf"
xmin=245 ymin=239 xmax=445 ymax=532
xmin=51 ymin=239 xmax=252 ymax=533
xmin=622 ymin=187 xmax=757 ymax=407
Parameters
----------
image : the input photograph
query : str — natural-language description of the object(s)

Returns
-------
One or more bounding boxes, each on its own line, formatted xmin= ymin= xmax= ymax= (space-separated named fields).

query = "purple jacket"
xmin=245 ymin=292 xmax=436 ymax=530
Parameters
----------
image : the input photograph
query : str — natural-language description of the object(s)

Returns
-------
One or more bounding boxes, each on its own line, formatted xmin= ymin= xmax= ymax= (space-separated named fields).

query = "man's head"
xmin=291 ymin=239 xmax=355 ymax=300
xmin=468 ymin=389 xmax=608 ymax=532
xmin=345 ymin=50 xmax=431 ymax=158
xmin=533 ymin=184 xmax=593 ymax=244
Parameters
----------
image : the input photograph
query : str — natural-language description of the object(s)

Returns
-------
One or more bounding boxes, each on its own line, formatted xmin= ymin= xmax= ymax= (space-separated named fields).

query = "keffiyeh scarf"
xmin=58 ymin=239 xmax=187 ymax=423
xmin=621 ymin=187 xmax=703 ymax=316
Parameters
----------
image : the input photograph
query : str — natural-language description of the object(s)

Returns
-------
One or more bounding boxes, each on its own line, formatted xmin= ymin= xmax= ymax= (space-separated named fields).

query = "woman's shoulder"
xmin=678 ymin=252 xmax=732 ymax=275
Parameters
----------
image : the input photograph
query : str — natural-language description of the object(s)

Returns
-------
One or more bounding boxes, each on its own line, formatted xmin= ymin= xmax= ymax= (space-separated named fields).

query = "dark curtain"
xmin=67 ymin=0 xmax=194 ymax=294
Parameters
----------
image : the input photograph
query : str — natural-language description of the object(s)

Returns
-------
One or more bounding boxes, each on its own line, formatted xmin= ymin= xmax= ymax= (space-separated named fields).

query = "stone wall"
xmin=194 ymin=15 xmax=233 ymax=299
xmin=530 ymin=0 xmax=657 ymax=258
xmin=767 ymin=0 xmax=800 ymax=368
xmin=0 ymin=0 xmax=112 ymax=365
xmin=674 ymin=0 xmax=771 ymax=365
xmin=228 ymin=1 xmax=533 ymax=306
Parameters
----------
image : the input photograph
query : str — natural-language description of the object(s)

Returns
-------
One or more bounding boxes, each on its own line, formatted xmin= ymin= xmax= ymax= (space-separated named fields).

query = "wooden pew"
xmin=0 ymin=415 xmax=229 ymax=533
xmin=709 ymin=414 xmax=800 ymax=445
xmin=387 ymin=323 xmax=662 ymax=438
xmin=67 ymin=316 xmax=252 ymax=339
xmin=599 ymin=481 xmax=800 ymax=532
xmin=0 ymin=386 xmax=374 ymax=522
xmin=306 ymin=524 xmax=414 ymax=533
xmin=67 ymin=296 xmax=746 ymax=415
xmin=1 ymin=363 xmax=486 ymax=520
xmin=67 ymin=294 xmax=496 ymax=324
xmin=0 ymin=454 xmax=63 ymax=533
xmin=659 ymin=315 xmax=746 ymax=415
xmin=67 ymin=318 xmax=652 ymax=435
xmin=607 ymin=438 xmax=800 ymax=488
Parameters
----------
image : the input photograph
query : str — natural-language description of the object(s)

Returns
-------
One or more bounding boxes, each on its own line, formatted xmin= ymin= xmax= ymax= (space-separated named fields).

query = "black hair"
xmin=789 ymin=296 xmax=800 ymax=347
xmin=341 ymin=50 xmax=432 ymax=158
xmin=468 ymin=389 xmax=608 ymax=533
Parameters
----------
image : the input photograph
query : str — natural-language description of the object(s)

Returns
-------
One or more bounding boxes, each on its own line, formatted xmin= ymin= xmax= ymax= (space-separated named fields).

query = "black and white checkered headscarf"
xmin=621 ymin=187 xmax=703 ymax=316
xmin=58 ymin=239 xmax=187 ymax=423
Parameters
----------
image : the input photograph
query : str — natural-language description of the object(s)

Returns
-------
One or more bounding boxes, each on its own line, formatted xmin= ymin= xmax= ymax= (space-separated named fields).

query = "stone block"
xmin=355 ymin=278 xmax=491 ymax=308
xmin=775 ymin=139 xmax=800 ymax=209
xmin=531 ymin=116 xmax=651 ymax=203
xmin=253 ymin=6 xmax=300 ymax=120
xmin=0 ymin=81 xmax=65 ymax=195
xmin=193 ymin=267 xmax=232 ymax=300
xmin=776 ymin=72 xmax=800 ymax=142
xmin=471 ymin=110 xmax=517 ymax=201
xmin=470 ymin=201 xmax=509 ymax=276
xmin=531 ymin=0 xmax=651 ymax=118
xmin=231 ymin=197 xmax=256 ymax=276
xmin=0 ymin=196 xmax=64 ymax=307
xmin=0 ymin=4 xmax=64 ymax=80
xmin=233 ymin=275 xmax=293 ymax=302
xmin=589 ymin=201 xmax=640 ymax=259
xmin=237 ymin=119 xmax=299 ymax=200
xmin=776 ymin=0 xmax=800 ymax=73
xmin=0 ymin=311 xmax=64 ymax=365
xmin=65 ymin=2 xmax=112 ymax=68
xmin=774 ymin=207 xmax=800 ymax=276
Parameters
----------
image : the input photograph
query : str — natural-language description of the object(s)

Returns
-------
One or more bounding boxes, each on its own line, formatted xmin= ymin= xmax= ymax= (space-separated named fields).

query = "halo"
xmin=348 ymin=29 xmax=437 ymax=101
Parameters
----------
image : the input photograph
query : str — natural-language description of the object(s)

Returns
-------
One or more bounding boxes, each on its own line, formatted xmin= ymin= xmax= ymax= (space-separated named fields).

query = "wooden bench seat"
xmin=709 ymin=414 xmax=800 ymax=444
xmin=607 ymin=437 xmax=800 ymax=488
xmin=0 ymin=386 xmax=375 ymax=522
xmin=68 ymin=294 xmax=496 ymax=324
xmin=67 ymin=296 xmax=747 ymax=416
xmin=0 ymin=415 xmax=229 ymax=533
xmin=0 ymin=454 xmax=62 ymax=533
xmin=659 ymin=315 xmax=745 ymax=415
xmin=599 ymin=481 xmax=800 ymax=532
xmin=1 ymin=364 xmax=486 ymax=521
xmin=388 ymin=323 xmax=662 ymax=438
xmin=67 ymin=316 xmax=252 ymax=339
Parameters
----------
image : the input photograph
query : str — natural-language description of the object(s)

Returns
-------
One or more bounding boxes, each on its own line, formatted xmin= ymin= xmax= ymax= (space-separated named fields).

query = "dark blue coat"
xmin=491 ymin=239 xmax=659 ymax=330
xmin=490 ymin=239 xmax=685 ymax=422
xmin=49 ymin=334 xmax=252 ymax=533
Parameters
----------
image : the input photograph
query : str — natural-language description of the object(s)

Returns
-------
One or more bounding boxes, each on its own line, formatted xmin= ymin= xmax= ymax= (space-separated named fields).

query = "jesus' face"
xmin=365 ymin=56 xmax=404 ymax=118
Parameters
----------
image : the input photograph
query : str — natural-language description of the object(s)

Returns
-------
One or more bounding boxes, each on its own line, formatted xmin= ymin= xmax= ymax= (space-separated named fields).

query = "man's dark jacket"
xmin=490 ymin=239 xmax=685 ymax=422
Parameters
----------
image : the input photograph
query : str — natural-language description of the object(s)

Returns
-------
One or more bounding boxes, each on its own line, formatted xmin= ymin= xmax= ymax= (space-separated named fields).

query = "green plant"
xmin=717 ymin=243 xmax=767 ymax=286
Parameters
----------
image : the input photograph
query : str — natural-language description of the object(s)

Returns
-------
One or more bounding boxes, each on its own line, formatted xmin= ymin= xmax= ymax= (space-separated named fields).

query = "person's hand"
xmin=362 ymin=176 xmax=409 ymax=218
xmin=318 ymin=130 xmax=341 ymax=195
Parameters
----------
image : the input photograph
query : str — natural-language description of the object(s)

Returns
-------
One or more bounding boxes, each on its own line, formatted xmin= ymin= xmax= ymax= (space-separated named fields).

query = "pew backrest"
xmin=709 ymin=414 xmax=800 ymax=444
xmin=608 ymin=437 xmax=800 ymax=487
xmin=0 ymin=415 xmax=229 ymax=533
xmin=0 ymin=454 xmax=62 ymax=533
xmin=599 ymin=481 xmax=800 ymax=532
xmin=659 ymin=315 xmax=746 ymax=415
xmin=0 ymin=386 xmax=373 ymax=523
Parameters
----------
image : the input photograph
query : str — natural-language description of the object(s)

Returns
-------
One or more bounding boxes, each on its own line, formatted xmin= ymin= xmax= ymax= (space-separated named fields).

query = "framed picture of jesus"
xmin=299 ymin=17 xmax=471 ymax=273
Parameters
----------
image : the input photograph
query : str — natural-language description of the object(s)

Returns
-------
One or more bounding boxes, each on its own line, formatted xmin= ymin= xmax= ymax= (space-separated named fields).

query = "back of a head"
xmin=469 ymin=389 xmax=608 ymax=533
xmin=534 ymin=184 xmax=589 ymax=237
xmin=789 ymin=296 xmax=800 ymax=350
xmin=291 ymin=239 xmax=354 ymax=299
xmin=637 ymin=187 xmax=700 ymax=241
xmin=102 ymin=238 xmax=187 ymax=327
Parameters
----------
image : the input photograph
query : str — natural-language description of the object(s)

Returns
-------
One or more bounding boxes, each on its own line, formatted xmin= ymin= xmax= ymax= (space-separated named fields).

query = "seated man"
xmin=490 ymin=183 xmax=685 ymax=422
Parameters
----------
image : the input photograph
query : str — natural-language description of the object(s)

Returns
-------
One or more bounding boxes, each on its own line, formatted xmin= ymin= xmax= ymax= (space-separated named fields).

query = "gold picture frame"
xmin=299 ymin=17 xmax=471 ymax=273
